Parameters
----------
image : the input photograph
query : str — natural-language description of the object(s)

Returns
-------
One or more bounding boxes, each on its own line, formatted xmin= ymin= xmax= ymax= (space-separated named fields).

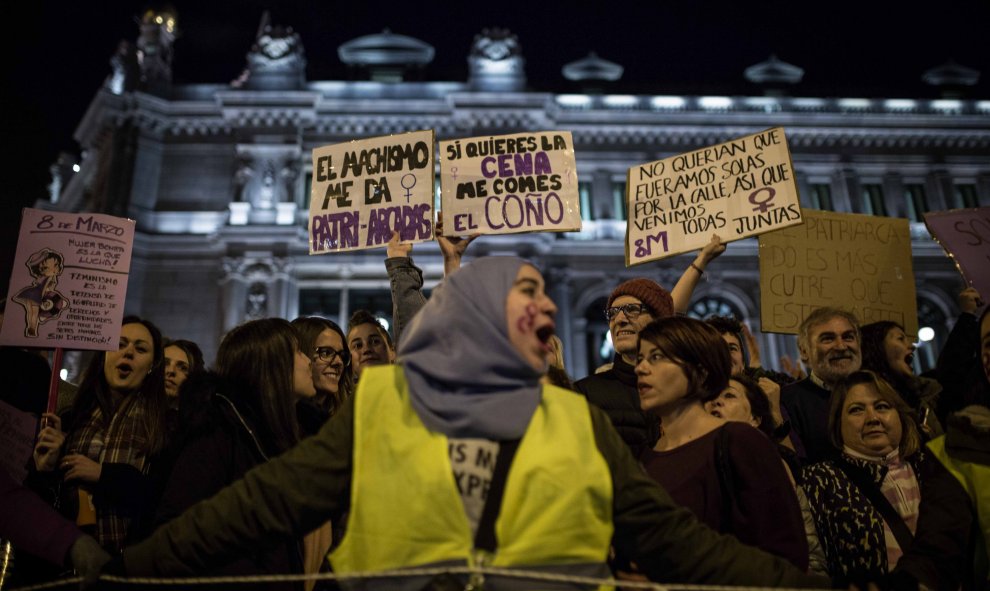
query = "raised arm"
xmin=435 ymin=211 xmax=478 ymax=277
xmin=671 ymin=234 xmax=726 ymax=314
xmin=385 ymin=231 xmax=428 ymax=344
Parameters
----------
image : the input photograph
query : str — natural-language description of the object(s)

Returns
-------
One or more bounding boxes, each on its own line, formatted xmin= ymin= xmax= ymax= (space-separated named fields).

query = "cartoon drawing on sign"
xmin=12 ymin=248 xmax=71 ymax=338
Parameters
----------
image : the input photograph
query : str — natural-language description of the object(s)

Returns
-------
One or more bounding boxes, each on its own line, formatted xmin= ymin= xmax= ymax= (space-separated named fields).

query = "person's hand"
xmin=62 ymin=454 xmax=102 ymax=483
xmin=435 ymin=211 xmax=479 ymax=275
xmin=385 ymin=230 xmax=412 ymax=258
xmin=68 ymin=535 xmax=111 ymax=589
xmin=741 ymin=323 xmax=762 ymax=368
xmin=695 ymin=233 xmax=726 ymax=268
xmin=758 ymin=377 xmax=784 ymax=422
xmin=958 ymin=287 xmax=983 ymax=315
xmin=780 ymin=355 xmax=806 ymax=381
xmin=33 ymin=413 xmax=66 ymax=472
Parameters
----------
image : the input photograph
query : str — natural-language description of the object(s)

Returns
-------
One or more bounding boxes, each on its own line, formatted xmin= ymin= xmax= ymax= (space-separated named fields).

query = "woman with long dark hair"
xmin=153 ymin=317 xmax=312 ymax=588
xmin=291 ymin=316 xmax=353 ymax=435
xmin=860 ymin=320 xmax=942 ymax=437
xmin=31 ymin=316 xmax=169 ymax=553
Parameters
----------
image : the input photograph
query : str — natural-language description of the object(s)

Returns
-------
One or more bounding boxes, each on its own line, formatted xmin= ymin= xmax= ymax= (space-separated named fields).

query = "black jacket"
xmin=155 ymin=372 xmax=303 ymax=590
xmin=573 ymin=355 xmax=659 ymax=459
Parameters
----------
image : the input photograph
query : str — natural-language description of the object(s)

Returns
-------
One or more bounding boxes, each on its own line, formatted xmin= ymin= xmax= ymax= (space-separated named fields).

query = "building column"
xmin=549 ymin=269 xmax=574 ymax=371
xmin=882 ymin=172 xmax=905 ymax=218
xmin=928 ymin=170 xmax=954 ymax=211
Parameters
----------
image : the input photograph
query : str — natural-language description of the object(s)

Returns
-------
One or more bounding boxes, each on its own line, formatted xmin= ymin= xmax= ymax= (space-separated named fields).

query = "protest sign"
xmin=439 ymin=131 xmax=581 ymax=236
xmin=0 ymin=208 xmax=135 ymax=349
xmin=924 ymin=207 xmax=990 ymax=299
xmin=759 ymin=209 xmax=918 ymax=336
xmin=309 ymin=130 xmax=435 ymax=253
xmin=625 ymin=127 xmax=802 ymax=266
xmin=0 ymin=400 xmax=37 ymax=484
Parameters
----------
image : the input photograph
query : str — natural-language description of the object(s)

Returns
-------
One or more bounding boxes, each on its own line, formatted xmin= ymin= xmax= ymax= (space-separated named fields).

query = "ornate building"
xmin=43 ymin=10 xmax=990 ymax=378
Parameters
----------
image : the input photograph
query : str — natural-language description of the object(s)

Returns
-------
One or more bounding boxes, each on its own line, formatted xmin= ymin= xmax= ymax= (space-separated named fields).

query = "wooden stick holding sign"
xmin=439 ymin=131 xmax=581 ymax=236
xmin=625 ymin=127 xmax=803 ymax=266
xmin=309 ymin=130 xmax=436 ymax=254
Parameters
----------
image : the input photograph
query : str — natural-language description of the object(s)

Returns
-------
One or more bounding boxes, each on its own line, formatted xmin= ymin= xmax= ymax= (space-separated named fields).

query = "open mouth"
xmin=536 ymin=324 xmax=556 ymax=350
xmin=710 ymin=409 xmax=723 ymax=418
xmin=904 ymin=352 xmax=915 ymax=366
xmin=116 ymin=362 xmax=134 ymax=377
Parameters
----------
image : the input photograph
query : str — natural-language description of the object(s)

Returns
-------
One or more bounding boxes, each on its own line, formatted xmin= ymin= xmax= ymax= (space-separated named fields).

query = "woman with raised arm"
xmin=110 ymin=258 xmax=822 ymax=589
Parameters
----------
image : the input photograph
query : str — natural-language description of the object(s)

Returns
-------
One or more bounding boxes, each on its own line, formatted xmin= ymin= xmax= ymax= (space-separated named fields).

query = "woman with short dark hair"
xmin=636 ymin=316 xmax=808 ymax=570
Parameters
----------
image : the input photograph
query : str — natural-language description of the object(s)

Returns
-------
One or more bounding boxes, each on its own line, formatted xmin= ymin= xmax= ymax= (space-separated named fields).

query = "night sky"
xmin=3 ymin=0 xmax=989 ymax=279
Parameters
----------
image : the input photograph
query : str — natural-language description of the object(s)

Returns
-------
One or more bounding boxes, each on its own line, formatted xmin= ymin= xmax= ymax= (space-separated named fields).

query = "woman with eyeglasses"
xmin=292 ymin=316 xmax=354 ymax=436
xmin=152 ymin=318 xmax=314 ymax=589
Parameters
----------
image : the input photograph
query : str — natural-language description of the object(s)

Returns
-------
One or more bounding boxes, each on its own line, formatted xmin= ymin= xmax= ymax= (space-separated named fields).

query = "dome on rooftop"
xmin=744 ymin=55 xmax=804 ymax=86
xmin=338 ymin=29 xmax=435 ymax=67
xmin=562 ymin=52 xmax=623 ymax=82
xmin=923 ymin=59 xmax=980 ymax=87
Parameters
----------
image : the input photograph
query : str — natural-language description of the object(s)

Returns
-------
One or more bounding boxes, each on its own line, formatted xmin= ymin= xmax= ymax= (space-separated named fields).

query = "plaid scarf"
xmin=66 ymin=395 xmax=149 ymax=551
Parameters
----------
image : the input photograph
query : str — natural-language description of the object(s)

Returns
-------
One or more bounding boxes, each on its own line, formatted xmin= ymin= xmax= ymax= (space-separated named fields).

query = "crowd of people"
xmin=1 ymin=227 xmax=988 ymax=591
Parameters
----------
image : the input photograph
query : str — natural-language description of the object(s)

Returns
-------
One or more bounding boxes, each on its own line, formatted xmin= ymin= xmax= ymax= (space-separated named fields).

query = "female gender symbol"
xmin=748 ymin=187 xmax=776 ymax=213
xmin=400 ymin=174 xmax=417 ymax=203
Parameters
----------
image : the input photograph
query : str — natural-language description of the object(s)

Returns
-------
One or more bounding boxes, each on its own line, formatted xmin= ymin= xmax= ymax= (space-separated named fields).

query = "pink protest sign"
xmin=0 ymin=208 xmax=135 ymax=350
xmin=924 ymin=207 xmax=990 ymax=298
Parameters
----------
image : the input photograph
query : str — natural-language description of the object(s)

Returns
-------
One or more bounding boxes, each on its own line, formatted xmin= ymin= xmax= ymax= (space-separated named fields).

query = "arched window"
xmin=686 ymin=296 xmax=745 ymax=321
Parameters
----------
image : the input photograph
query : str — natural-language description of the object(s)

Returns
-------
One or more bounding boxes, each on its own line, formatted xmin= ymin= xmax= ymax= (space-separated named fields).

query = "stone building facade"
xmin=43 ymin=10 xmax=990 ymax=378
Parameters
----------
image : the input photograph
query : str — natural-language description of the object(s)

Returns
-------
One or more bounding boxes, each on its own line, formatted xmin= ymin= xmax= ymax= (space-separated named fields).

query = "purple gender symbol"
xmin=749 ymin=187 xmax=776 ymax=213
xmin=450 ymin=166 xmax=458 ymax=181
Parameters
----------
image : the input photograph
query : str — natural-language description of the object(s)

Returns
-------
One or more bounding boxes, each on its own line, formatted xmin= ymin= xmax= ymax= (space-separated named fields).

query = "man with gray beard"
xmin=781 ymin=307 xmax=862 ymax=465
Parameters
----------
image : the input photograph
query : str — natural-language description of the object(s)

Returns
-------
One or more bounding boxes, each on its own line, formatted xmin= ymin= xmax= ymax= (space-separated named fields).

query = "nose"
xmin=635 ymin=360 xmax=648 ymax=376
xmin=165 ymin=364 xmax=175 ymax=377
xmin=543 ymin=294 xmax=558 ymax=317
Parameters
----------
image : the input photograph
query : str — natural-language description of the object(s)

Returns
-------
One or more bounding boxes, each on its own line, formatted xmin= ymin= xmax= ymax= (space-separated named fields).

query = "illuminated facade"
xmin=43 ymin=12 xmax=990 ymax=378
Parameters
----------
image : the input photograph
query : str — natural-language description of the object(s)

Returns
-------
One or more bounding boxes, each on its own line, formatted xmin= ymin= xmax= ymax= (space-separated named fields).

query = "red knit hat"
xmin=608 ymin=278 xmax=674 ymax=319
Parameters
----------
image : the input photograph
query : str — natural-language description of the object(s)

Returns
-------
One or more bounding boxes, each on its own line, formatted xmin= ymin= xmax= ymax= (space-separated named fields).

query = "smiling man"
xmin=781 ymin=307 xmax=862 ymax=465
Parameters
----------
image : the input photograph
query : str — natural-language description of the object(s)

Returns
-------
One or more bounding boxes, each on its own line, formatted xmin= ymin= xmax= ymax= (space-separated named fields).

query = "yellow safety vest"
xmin=330 ymin=365 xmax=613 ymax=582
xmin=928 ymin=435 xmax=990 ymax=582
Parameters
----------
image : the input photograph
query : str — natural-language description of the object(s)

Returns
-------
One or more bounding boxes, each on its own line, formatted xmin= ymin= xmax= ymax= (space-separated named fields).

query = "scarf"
xmin=399 ymin=256 xmax=542 ymax=439
xmin=66 ymin=395 xmax=149 ymax=551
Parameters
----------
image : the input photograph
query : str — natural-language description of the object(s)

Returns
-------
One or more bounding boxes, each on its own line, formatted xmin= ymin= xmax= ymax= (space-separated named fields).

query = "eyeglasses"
xmin=605 ymin=303 xmax=649 ymax=321
xmin=313 ymin=347 xmax=347 ymax=364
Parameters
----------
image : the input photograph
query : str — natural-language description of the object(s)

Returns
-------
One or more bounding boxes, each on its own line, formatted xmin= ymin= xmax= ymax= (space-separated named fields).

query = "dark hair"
xmin=215 ymin=318 xmax=301 ymax=454
xmin=859 ymin=321 xmax=920 ymax=405
xmin=291 ymin=316 xmax=354 ymax=414
xmin=26 ymin=248 xmax=64 ymax=277
xmin=69 ymin=315 xmax=169 ymax=454
xmin=728 ymin=373 xmax=776 ymax=439
xmin=705 ymin=315 xmax=748 ymax=366
xmin=347 ymin=309 xmax=393 ymax=349
xmin=163 ymin=338 xmax=205 ymax=375
xmin=827 ymin=370 xmax=921 ymax=458
xmin=638 ymin=316 xmax=732 ymax=404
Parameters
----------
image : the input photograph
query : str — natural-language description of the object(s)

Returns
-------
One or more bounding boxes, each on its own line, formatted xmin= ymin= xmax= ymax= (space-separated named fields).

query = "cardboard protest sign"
xmin=625 ymin=127 xmax=802 ymax=266
xmin=0 ymin=208 xmax=135 ymax=349
xmin=759 ymin=209 xmax=918 ymax=336
xmin=309 ymin=130 xmax=435 ymax=253
xmin=439 ymin=131 xmax=581 ymax=236
xmin=0 ymin=400 xmax=37 ymax=484
xmin=924 ymin=207 xmax=990 ymax=299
